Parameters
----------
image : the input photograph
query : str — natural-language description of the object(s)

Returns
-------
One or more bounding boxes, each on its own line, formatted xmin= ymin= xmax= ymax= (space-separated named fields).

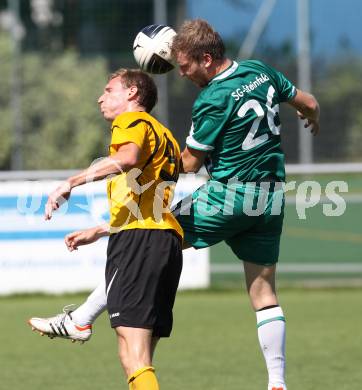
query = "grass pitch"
xmin=2 ymin=288 xmax=362 ymax=389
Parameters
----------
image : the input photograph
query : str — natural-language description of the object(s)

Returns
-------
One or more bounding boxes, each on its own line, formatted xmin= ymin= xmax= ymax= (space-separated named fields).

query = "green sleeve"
xmin=186 ymin=98 xmax=227 ymax=151
xmin=262 ymin=62 xmax=296 ymax=102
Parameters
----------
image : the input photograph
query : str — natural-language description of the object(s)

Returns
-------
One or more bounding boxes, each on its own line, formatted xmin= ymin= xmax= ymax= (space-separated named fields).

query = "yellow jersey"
xmin=107 ymin=111 xmax=183 ymax=240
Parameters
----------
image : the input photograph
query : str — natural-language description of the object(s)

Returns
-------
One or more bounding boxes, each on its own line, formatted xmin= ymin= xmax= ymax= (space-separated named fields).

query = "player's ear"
xmin=203 ymin=53 xmax=213 ymax=69
xmin=128 ymin=85 xmax=138 ymax=100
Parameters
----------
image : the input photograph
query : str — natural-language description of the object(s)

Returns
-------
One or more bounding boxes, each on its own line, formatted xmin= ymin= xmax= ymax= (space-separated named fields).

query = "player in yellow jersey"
xmin=41 ymin=69 xmax=183 ymax=390
xmin=106 ymin=110 xmax=182 ymax=238
xmin=106 ymin=109 xmax=183 ymax=237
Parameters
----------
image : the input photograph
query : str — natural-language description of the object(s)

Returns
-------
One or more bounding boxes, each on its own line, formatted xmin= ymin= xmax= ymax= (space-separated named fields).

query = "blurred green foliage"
xmin=1 ymin=29 xmax=362 ymax=170
xmin=315 ymin=58 xmax=362 ymax=161
xmin=0 ymin=32 xmax=110 ymax=170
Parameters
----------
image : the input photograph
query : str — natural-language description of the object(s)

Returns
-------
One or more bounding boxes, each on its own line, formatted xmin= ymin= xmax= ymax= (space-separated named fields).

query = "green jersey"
xmin=186 ymin=60 xmax=296 ymax=182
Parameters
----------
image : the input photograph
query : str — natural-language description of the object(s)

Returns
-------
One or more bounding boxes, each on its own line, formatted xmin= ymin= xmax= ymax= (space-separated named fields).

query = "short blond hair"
xmin=171 ymin=19 xmax=225 ymax=62
xmin=110 ymin=68 xmax=157 ymax=113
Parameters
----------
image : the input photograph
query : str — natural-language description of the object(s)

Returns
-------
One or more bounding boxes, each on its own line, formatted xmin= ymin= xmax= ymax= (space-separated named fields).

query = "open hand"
xmin=44 ymin=181 xmax=71 ymax=220
xmin=297 ymin=111 xmax=320 ymax=135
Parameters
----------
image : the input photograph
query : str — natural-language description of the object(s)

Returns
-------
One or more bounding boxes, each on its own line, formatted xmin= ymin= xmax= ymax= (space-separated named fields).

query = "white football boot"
xmin=28 ymin=305 xmax=92 ymax=344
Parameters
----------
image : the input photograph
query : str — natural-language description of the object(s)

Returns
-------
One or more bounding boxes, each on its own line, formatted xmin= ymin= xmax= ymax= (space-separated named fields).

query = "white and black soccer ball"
xmin=133 ymin=24 xmax=176 ymax=74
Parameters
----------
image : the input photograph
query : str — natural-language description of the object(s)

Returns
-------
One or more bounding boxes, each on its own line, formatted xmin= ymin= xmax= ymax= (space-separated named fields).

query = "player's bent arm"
xmin=89 ymin=223 xmax=110 ymax=238
xmin=45 ymin=143 xmax=141 ymax=220
xmin=288 ymin=89 xmax=319 ymax=119
xmin=65 ymin=224 xmax=110 ymax=252
xmin=181 ymin=146 xmax=207 ymax=173
xmin=68 ymin=142 xmax=141 ymax=188
xmin=287 ymin=89 xmax=320 ymax=134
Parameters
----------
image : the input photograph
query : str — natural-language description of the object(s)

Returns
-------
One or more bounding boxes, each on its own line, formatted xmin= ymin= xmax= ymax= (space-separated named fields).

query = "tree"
xmin=314 ymin=58 xmax=362 ymax=161
xmin=0 ymin=31 xmax=110 ymax=170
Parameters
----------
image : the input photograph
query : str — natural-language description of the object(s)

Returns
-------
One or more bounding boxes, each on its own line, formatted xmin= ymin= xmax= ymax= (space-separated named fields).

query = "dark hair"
xmin=171 ymin=19 xmax=225 ymax=62
xmin=110 ymin=68 xmax=158 ymax=112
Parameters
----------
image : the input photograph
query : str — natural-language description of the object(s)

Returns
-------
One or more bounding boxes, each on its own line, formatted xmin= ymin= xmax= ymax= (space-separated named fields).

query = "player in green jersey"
xmin=172 ymin=19 xmax=319 ymax=390
xmin=28 ymin=19 xmax=319 ymax=390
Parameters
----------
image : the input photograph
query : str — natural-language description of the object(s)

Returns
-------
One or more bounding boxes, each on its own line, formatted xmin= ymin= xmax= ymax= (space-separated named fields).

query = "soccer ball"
xmin=133 ymin=24 xmax=176 ymax=74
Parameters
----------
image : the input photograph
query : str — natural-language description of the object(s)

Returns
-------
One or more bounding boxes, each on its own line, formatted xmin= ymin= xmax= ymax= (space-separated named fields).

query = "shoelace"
xmin=52 ymin=304 xmax=76 ymax=328
xmin=62 ymin=304 xmax=76 ymax=315
xmin=53 ymin=313 xmax=67 ymax=329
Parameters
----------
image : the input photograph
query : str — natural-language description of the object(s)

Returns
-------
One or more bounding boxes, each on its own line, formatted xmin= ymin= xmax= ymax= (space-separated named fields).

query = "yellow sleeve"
xmin=110 ymin=122 xmax=147 ymax=150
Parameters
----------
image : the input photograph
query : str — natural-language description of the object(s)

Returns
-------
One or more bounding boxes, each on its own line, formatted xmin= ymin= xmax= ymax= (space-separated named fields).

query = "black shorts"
xmin=105 ymin=229 xmax=183 ymax=337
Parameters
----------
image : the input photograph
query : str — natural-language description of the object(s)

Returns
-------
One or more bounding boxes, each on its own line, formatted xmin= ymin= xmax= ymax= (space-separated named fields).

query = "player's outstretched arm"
xmin=288 ymin=88 xmax=320 ymax=135
xmin=44 ymin=143 xmax=141 ymax=220
xmin=65 ymin=224 xmax=110 ymax=252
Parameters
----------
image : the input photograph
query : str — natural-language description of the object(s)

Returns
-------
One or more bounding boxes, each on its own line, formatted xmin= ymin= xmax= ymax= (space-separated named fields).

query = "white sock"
xmin=256 ymin=306 xmax=286 ymax=389
xmin=70 ymin=279 xmax=107 ymax=326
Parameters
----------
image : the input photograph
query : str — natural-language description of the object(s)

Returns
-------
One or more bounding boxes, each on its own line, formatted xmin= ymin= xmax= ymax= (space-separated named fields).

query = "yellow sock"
xmin=128 ymin=366 xmax=159 ymax=390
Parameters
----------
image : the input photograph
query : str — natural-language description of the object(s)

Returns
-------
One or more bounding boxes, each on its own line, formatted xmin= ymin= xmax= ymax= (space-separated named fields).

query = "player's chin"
xmin=101 ymin=111 xmax=112 ymax=121
xmin=193 ymin=78 xmax=208 ymax=88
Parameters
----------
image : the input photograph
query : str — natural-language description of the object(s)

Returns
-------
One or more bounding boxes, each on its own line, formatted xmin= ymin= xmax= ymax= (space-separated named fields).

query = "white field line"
xmin=211 ymin=263 xmax=362 ymax=274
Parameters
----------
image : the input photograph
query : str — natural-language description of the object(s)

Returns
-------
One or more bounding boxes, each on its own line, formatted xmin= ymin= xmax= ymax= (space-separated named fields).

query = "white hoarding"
xmin=0 ymin=175 xmax=209 ymax=294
